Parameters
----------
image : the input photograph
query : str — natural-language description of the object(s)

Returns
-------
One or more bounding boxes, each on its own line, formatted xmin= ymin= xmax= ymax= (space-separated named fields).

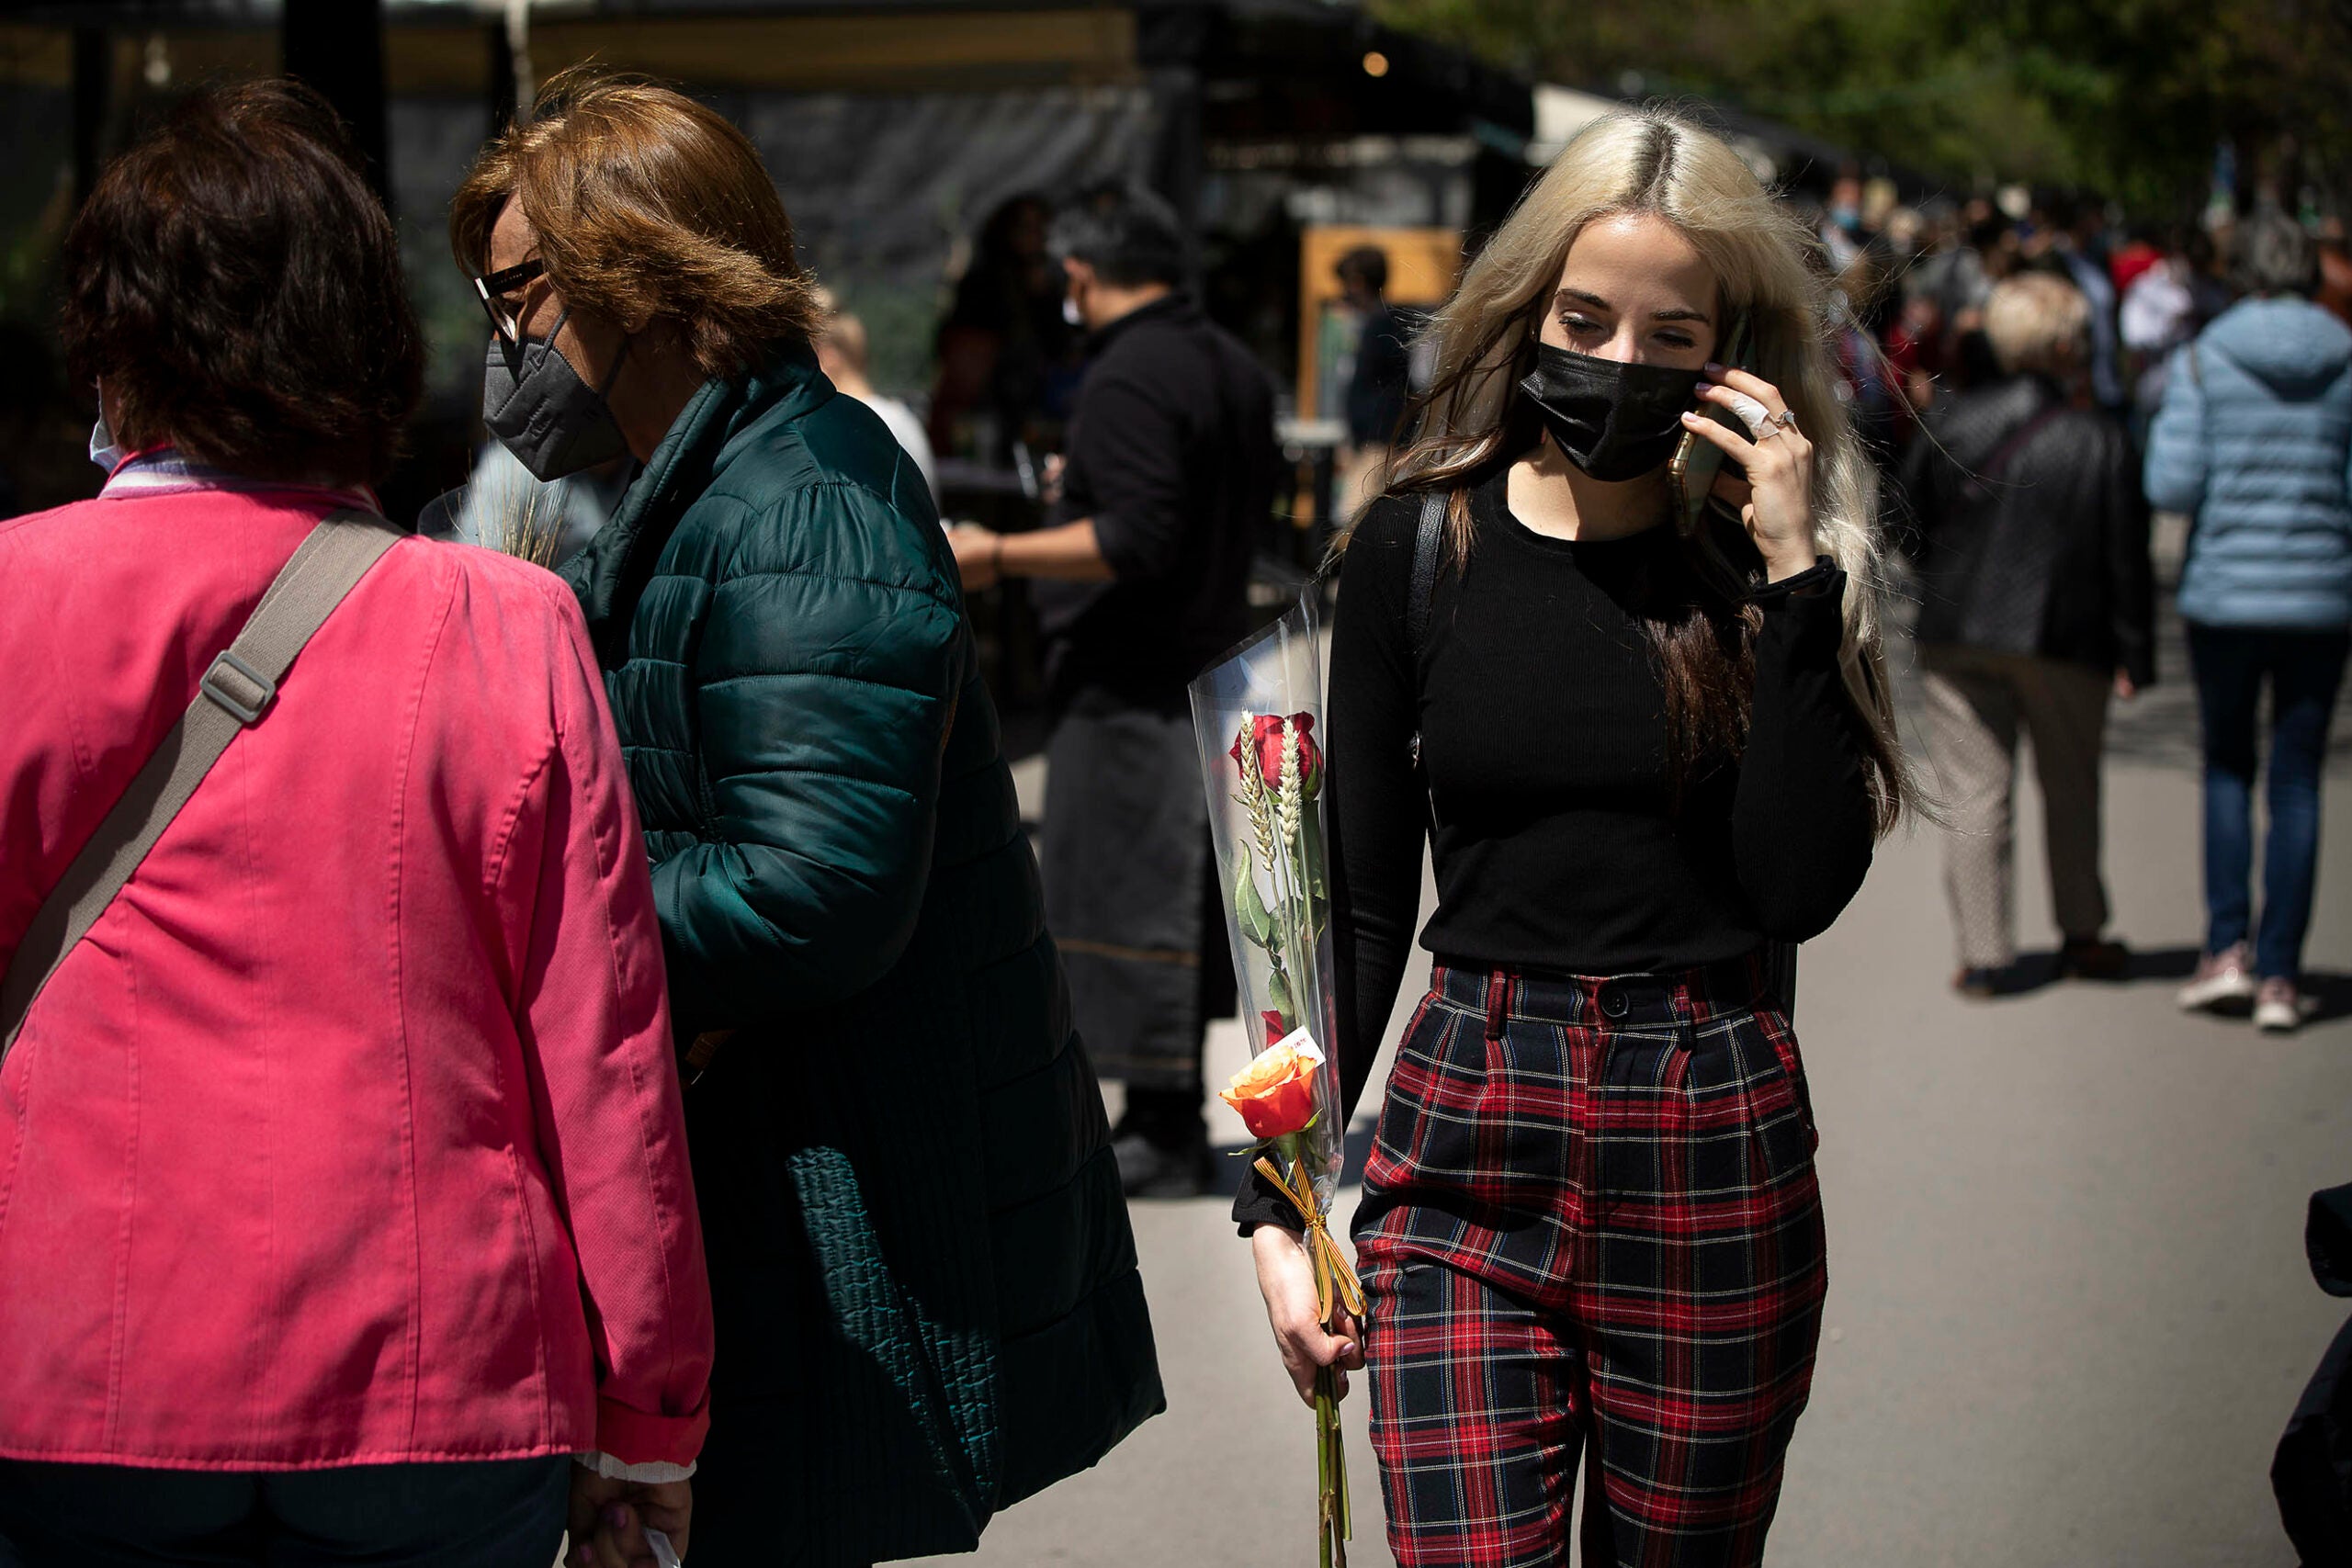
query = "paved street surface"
xmin=915 ymin=570 xmax=2352 ymax=1567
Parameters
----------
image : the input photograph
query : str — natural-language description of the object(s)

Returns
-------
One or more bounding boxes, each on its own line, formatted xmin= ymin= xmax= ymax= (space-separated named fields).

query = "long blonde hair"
xmin=1369 ymin=106 xmax=1912 ymax=832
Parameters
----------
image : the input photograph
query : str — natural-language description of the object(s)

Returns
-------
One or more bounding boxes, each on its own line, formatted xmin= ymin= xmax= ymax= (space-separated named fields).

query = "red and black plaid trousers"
xmin=1353 ymin=957 xmax=1826 ymax=1568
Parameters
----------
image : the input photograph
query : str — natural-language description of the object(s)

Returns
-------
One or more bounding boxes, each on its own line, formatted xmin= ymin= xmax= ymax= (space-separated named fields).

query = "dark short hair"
xmin=60 ymin=80 xmax=422 ymax=487
xmin=2232 ymin=210 xmax=2318 ymax=297
xmin=1337 ymin=245 xmax=1389 ymax=294
xmin=451 ymin=66 xmax=822 ymax=380
xmin=1047 ymin=185 xmax=1189 ymax=289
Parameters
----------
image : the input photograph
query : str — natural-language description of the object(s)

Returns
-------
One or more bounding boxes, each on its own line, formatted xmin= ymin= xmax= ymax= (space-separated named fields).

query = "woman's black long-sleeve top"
xmin=1235 ymin=468 xmax=1877 ymax=1229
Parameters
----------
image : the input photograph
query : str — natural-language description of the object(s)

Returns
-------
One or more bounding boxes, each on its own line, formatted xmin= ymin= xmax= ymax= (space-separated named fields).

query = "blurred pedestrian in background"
xmin=1245 ymin=107 xmax=1912 ymax=1566
xmin=0 ymin=81 xmax=711 ymax=1568
xmin=2108 ymin=223 xmax=2167 ymax=297
xmin=2148 ymin=209 xmax=2352 ymax=1033
xmin=1819 ymin=167 xmax=1869 ymax=272
xmin=2317 ymin=225 xmax=2352 ymax=329
xmin=2121 ymin=229 xmax=2203 ymax=442
xmin=2048 ymin=197 xmax=2126 ymax=412
xmin=1952 ymin=205 xmax=2025 ymax=388
xmin=1336 ymin=243 xmax=1411 ymax=519
xmin=1830 ymin=242 xmax=1909 ymax=461
xmin=928 ymin=192 xmax=1077 ymax=465
xmin=814 ymin=286 xmax=940 ymax=508
xmin=949 ymin=185 xmax=1278 ymax=1196
xmin=455 ymin=68 xmax=1160 ymax=1563
xmin=1896 ymin=273 xmax=2155 ymax=997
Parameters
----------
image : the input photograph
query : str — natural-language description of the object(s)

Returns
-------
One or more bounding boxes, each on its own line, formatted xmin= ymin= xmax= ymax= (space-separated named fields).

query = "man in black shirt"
xmin=951 ymin=186 xmax=1277 ymax=1195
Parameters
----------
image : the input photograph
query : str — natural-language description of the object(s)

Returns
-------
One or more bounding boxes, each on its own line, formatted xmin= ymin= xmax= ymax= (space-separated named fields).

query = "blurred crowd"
xmin=1812 ymin=168 xmax=2352 ymax=1032
xmin=1798 ymin=169 xmax=2352 ymax=460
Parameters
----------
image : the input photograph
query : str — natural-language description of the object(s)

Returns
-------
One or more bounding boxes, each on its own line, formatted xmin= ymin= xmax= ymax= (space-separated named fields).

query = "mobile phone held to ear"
xmin=1668 ymin=314 xmax=1753 ymax=537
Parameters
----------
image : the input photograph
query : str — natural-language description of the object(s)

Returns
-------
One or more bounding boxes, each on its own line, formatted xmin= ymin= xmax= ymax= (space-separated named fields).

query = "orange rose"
xmin=1219 ymin=1032 xmax=1324 ymax=1141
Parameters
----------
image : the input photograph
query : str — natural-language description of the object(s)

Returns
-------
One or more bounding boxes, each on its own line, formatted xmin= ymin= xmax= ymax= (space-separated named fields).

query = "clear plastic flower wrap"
xmin=1191 ymin=589 xmax=1344 ymax=1205
xmin=1191 ymin=587 xmax=1363 ymax=1566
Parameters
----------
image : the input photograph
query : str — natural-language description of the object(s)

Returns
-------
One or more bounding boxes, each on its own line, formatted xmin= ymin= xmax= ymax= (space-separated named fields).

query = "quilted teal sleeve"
xmin=649 ymin=485 xmax=963 ymax=1029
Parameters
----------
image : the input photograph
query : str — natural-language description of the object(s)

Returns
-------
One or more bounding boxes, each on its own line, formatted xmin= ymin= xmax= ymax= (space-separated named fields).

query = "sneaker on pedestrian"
xmin=2177 ymin=943 xmax=2256 ymax=1012
xmin=2254 ymin=976 xmax=2306 ymax=1033
xmin=1952 ymin=965 xmax=2000 ymax=1000
xmin=2056 ymin=935 xmax=2130 ymax=981
xmin=1111 ymin=1123 xmax=1216 ymax=1199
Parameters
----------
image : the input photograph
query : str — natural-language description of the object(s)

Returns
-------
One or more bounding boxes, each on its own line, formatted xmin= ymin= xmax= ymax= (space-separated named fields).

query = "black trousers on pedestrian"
xmin=1040 ymin=687 xmax=1236 ymax=1114
xmin=0 ymin=1456 xmax=568 ymax=1568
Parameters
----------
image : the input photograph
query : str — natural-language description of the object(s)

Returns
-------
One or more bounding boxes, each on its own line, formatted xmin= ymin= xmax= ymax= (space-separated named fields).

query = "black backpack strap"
xmin=1406 ymin=491 xmax=1444 ymax=661
xmin=1404 ymin=491 xmax=1447 ymax=840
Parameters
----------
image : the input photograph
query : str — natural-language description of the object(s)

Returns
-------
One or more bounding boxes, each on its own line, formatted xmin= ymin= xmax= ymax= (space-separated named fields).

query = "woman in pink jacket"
xmin=0 ymin=84 xmax=712 ymax=1568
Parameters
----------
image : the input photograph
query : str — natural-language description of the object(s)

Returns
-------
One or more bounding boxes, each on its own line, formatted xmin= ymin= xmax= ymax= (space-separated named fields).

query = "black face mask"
xmin=1517 ymin=343 xmax=1703 ymax=481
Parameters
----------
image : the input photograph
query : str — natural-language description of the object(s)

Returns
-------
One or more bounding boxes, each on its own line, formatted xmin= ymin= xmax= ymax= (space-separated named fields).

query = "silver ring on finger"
xmin=1770 ymin=407 xmax=1800 ymax=435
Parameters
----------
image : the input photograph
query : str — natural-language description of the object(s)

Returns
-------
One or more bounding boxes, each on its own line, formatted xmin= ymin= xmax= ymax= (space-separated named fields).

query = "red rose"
xmin=1261 ymin=1010 xmax=1288 ymax=1047
xmin=1229 ymin=712 xmax=1322 ymax=798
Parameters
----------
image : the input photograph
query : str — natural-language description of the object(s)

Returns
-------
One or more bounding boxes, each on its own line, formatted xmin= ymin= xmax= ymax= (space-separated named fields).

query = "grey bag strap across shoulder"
xmin=0 ymin=509 xmax=402 ymax=1059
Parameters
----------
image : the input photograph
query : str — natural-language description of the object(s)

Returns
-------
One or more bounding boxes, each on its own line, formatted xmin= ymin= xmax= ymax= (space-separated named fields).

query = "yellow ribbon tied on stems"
xmin=1253 ymin=1148 xmax=1366 ymax=1328
xmin=1254 ymin=1142 xmax=1364 ymax=1565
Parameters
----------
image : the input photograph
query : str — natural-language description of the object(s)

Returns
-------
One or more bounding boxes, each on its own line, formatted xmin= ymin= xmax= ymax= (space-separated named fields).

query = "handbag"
xmin=0 ymin=509 xmax=402 ymax=1062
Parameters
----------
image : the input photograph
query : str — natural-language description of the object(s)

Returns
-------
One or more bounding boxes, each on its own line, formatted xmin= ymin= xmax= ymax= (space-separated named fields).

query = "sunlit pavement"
xmin=912 ymin=591 xmax=2352 ymax=1567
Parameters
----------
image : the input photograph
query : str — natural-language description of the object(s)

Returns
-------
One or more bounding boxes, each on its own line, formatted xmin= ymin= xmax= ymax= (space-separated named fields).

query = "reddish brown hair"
xmin=61 ymin=79 xmax=423 ymax=486
xmin=450 ymin=67 xmax=821 ymax=379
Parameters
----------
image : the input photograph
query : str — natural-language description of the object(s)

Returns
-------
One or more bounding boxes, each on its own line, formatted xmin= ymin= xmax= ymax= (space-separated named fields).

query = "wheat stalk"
xmin=482 ymin=474 xmax=567 ymax=568
xmin=1277 ymin=717 xmax=1302 ymax=855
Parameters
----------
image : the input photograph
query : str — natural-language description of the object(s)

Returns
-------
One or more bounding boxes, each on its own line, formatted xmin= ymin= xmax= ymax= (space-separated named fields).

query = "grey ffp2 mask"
xmin=481 ymin=309 xmax=631 ymax=481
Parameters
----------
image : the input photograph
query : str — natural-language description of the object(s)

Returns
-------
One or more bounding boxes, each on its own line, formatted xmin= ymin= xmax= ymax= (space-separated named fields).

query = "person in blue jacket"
xmin=2147 ymin=210 xmax=2352 ymax=1032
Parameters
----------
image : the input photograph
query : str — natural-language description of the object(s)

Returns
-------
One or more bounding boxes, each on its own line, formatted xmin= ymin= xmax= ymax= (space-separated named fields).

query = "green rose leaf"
xmin=1267 ymin=964 xmax=1295 ymax=1024
xmin=1235 ymin=850 xmax=1276 ymax=949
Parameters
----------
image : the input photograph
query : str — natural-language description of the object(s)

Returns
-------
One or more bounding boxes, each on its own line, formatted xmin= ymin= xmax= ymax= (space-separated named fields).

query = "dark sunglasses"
xmin=471 ymin=257 xmax=547 ymax=347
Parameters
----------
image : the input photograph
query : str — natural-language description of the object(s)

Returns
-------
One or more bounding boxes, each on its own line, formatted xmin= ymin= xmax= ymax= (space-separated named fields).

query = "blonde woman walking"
xmin=1239 ymin=109 xmax=1912 ymax=1566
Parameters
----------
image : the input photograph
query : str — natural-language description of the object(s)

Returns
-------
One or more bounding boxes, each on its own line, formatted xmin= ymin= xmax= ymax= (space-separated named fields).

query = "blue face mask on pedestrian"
xmin=89 ymin=406 xmax=122 ymax=472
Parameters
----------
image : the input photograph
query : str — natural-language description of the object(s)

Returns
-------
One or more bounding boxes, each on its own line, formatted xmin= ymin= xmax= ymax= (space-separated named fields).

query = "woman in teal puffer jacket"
xmin=451 ymin=70 xmax=1161 ymax=1566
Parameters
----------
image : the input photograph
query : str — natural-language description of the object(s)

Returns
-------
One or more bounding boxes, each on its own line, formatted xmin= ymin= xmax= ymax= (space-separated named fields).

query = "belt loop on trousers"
xmin=1484 ymin=969 xmax=1512 ymax=1042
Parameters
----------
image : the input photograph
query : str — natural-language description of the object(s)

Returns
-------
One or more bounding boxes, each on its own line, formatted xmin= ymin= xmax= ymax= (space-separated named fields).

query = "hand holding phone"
xmin=1679 ymin=361 xmax=1822 ymax=581
xmin=1668 ymin=314 xmax=1752 ymax=536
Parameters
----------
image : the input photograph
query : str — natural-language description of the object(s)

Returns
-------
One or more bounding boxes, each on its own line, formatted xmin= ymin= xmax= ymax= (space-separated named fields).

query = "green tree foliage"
xmin=1373 ymin=0 xmax=2352 ymax=212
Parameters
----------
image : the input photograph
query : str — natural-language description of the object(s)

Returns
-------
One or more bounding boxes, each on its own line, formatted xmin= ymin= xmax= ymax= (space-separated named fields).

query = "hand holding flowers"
xmin=1252 ymin=1223 xmax=1363 ymax=1405
xmin=1232 ymin=1034 xmax=1363 ymax=1401
xmin=1231 ymin=1032 xmax=1363 ymax=1411
xmin=1220 ymin=1026 xmax=1365 ymax=1566
xmin=1192 ymin=605 xmax=1360 ymax=1566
